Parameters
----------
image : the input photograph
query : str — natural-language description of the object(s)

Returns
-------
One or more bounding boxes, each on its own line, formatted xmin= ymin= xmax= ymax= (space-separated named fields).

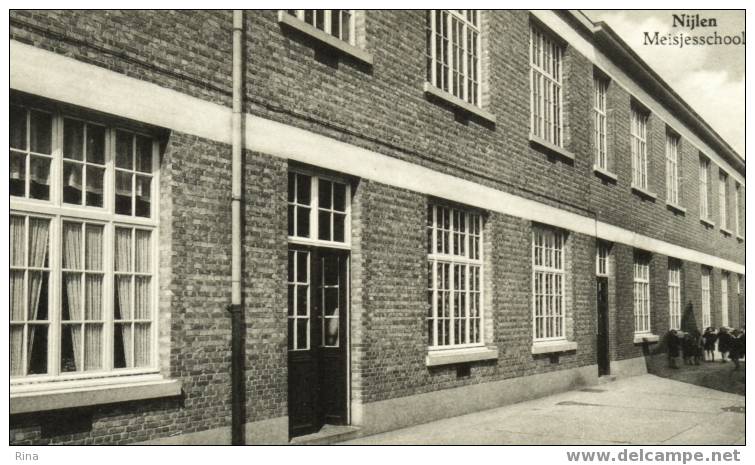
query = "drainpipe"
xmin=228 ymin=9 xmax=245 ymax=446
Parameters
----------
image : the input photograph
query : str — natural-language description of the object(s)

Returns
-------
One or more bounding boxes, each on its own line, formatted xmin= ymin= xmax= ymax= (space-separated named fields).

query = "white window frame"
xmin=734 ymin=183 xmax=742 ymax=236
xmin=666 ymin=132 xmax=680 ymax=205
xmin=630 ymin=108 xmax=648 ymax=190
xmin=530 ymin=24 xmax=563 ymax=147
xmin=668 ymin=262 xmax=681 ymax=330
xmin=533 ymin=226 xmax=566 ymax=342
xmin=10 ymin=102 xmax=160 ymax=386
xmin=596 ymin=241 xmax=609 ymax=277
xmin=285 ymin=10 xmax=356 ymax=45
xmin=719 ymin=171 xmax=728 ymax=229
xmin=287 ymin=171 xmax=352 ymax=250
xmin=426 ymin=10 xmax=482 ymax=107
xmin=633 ymin=253 xmax=651 ymax=334
xmin=701 ymin=267 xmax=711 ymax=329
xmin=427 ymin=204 xmax=484 ymax=350
xmin=593 ymin=77 xmax=608 ymax=170
xmin=699 ymin=157 xmax=710 ymax=220
xmin=721 ymin=273 xmax=729 ymax=327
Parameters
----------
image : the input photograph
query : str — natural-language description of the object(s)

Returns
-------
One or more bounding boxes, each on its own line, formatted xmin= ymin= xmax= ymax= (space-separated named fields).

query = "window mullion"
xmin=310 ymin=176 xmax=318 ymax=240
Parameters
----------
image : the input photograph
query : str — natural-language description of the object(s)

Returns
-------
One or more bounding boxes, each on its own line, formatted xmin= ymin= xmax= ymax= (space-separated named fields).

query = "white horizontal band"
xmin=9 ymin=40 xmax=744 ymax=275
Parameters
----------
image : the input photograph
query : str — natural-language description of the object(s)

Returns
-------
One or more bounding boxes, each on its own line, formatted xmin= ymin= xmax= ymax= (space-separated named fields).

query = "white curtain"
xmin=85 ymin=225 xmax=103 ymax=370
xmin=27 ymin=218 xmax=50 ymax=372
xmin=116 ymin=228 xmax=133 ymax=367
xmin=63 ymin=222 xmax=83 ymax=370
xmin=11 ymin=217 xmax=25 ymax=375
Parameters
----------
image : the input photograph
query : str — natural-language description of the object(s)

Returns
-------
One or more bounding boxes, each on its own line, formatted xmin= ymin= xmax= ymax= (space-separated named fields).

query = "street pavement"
xmin=339 ymin=374 xmax=745 ymax=445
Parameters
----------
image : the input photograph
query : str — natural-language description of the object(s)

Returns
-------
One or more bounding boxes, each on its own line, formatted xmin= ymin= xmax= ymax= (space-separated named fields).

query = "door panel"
xmin=596 ymin=277 xmax=610 ymax=376
xmin=288 ymin=247 xmax=348 ymax=437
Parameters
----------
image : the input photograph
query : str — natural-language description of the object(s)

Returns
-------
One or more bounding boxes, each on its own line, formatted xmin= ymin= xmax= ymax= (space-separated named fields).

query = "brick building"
xmin=9 ymin=10 xmax=745 ymax=445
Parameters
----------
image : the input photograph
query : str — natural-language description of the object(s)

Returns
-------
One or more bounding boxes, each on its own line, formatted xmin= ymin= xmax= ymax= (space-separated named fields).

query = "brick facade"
xmin=9 ymin=10 xmax=744 ymax=445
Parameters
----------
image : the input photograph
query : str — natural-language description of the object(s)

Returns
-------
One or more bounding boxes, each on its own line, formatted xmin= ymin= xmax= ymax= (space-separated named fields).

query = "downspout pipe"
xmin=228 ymin=9 xmax=245 ymax=446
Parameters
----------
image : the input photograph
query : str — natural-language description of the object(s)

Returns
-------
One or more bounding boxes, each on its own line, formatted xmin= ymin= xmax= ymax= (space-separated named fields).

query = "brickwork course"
xmin=9 ymin=10 xmax=744 ymax=445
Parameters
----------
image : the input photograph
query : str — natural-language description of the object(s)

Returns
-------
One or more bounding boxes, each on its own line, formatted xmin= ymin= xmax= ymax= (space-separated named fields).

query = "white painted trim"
xmin=530 ymin=11 xmax=744 ymax=186
xmin=10 ymin=40 xmax=744 ymax=276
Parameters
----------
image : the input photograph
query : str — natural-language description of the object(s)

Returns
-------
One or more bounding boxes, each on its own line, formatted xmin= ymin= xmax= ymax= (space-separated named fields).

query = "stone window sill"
xmin=631 ymin=185 xmax=657 ymax=201
xmin=736 ymin=235 xmax=744 ymax=242
xmin=531 ymin=340 xmax=578 ymax=354
xmin=425 ymin=346 xmax=499 ymax=367
xmin=720 ymin=227 xmax=734 ymax=236
xmin=278 ymin=11 xmax=374 ymax=66
xmin=700 ymin=217 xmax=716 ymax=228
xmin=529 ymin=135 xmax=576 ymax=161
xmin=593 ymin=165 xmax=618 ymax=182
xmin=423 ymin=82 xmax=497 ymax=124
xmin=10 ymin=374 xmax=182 ymax=414
xmin=666 ymin=203 xmax=686 ymax=215
xmin=633 ymin=333 xmax=660 ymax=344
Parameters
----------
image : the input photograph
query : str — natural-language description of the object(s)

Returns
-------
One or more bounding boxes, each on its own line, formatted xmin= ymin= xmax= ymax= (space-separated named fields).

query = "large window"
xmin=10 ymin=102 xmax=158 ymax=381
xmin=425 ymin=10 xmax=481 ymax=106
xmin=533 ymin=226 xmax=566 ymax=341
xmin=666 ymin=132 xmax=680 ymax=205
xmin=530 ymin=25 xmax=563 ymax=147
xmin=593 ymin=77 xmax=608 ymax=170
xmin=721 ymin=273 xmax=729 ymax=327
xmin=630 ymin=108 xmax=648 ymax=190
xmin=668 ymin=261 xmax=681 ymax=330
xmin=633 ymin=253 xmax=651 ymax=334
xmin=699 ymin=157 xmax=710 ymax=220
xmin=285 ymin=10 xmax=354 ymax=44
xmin=427 ymin=204 xmax=483 ymax=348
xmin=719 ymin=171 xmax=728 ymax=229
xmin=701 ymin=267 xmax=711 ymax=328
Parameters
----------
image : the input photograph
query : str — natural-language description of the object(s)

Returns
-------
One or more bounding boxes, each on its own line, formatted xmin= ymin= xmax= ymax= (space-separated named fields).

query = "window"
xmin=719 ymin=171 xmax=728 ymax=229
xmin=668 ymin=262 xmax=681 ymax=330
xmin=425 ymin=10 xmax=481 ymax=106
xmin=699 ymin=157 xmax=710 ymax=220
xmin=701 ymin=267 xmax=711 ymax=328
xmin=721 ymin=273 xmax=729 ymax=327
xmin=287 ymin=172 xmax=351 ymax=245
xmin=285 ymin=10 xmax=354 ymax=44
xmin=596 ymin=241 xmax=609 ymax=277
xmin=427 ymin=204 xmax=483 ymax=348
xmin=630 ymin=108 xmax=648 ymax=190
xmin=10 ymin=102 xmax=158 ymax=381
xmin=734 ymin=183 xmax=742 ymax=236
xmin=633 ymin=253 xmax=651 ymax=334
xmin=593 ymin=77 xmax=608 ymax=170
xmin=287 ymin=249 xmax=310 ymax=351
xmin=530 ymin=25 xmax=563 ymax=146
xmin=533 ymin=226 xmax=566 ymax=341
xmin=666 ymin=132 xmax=680 ymax=205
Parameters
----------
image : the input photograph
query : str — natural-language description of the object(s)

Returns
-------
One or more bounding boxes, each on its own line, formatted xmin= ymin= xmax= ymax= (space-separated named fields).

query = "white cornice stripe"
xmin=531 ymin=10 xmax=744 ymax=187
xmin=9 ymin=40 xmax=745 ymax=275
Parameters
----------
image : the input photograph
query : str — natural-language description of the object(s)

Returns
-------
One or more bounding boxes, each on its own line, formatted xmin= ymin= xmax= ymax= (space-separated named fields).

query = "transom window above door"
xmin=288 ymin=171 xmax=351 ymax=247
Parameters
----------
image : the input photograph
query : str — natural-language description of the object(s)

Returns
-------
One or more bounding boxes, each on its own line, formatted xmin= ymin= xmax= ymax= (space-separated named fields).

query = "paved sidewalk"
xmin=340 ymin=374 xmax=745 ymax=445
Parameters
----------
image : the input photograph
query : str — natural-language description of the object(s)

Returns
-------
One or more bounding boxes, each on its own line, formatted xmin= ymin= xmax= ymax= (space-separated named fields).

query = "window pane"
xmin=28 ymin=217 xmax=50 ymax=268
xmin=27 ymin=324 xmax=49 ymax=375
xmin=63 ymin=162 xmax=83 ymax=205
xmin=296 ymin=206 xmax=310 ymax=237
xmin=296 ymin=174 xmax=311 ymax=205
xmin=29 ymin=156 xmax=51 ymax=200
xmin=64 ymin=119 xmax=85 ymax=160
xmin=135 ymin=276 xmax=151 ymax=320
xmin=296 ymin=251 xmax=308 ymax=283
xmin=333 ymin=183 xmax=346 ymax=212
xmin=85 ymin=274 xmax=104 ymax=320
xmin=134 ymin=323 xmax=151 ymax=367
xmin=10 ymin=216 xmax=25 ymax=268
xmin=135 ymin=229 xmax=151 ymax=272
xmin=10 ymin=151 xmax=25 ymax=197
xmin=10 ymin=325 xmax=24 ymax=376
xmin=10 ymin=270 xmax=25 ymax=321
xmin=10 ymin=105 xmax=26 ymax=150
xmin=135 ymin=136 xmax=152 ymax=173
xmin=115 ymin=228 xmax=132 ymax=272
xmin=116 ymin=131 xmax=133 ymax=169
xmin=114 ymin=323 xmax=132 ymax=368
xmin=29 ymin=111 xmax=52 ymax=155
xmin=86 ymin=124 xmax=106 ymax=165
xmin=84 ymin=324 xmax=104 ymax=370
xmin=135 ymin=175 xmax=151 ymax=217
xmin=85 ymin=225 xmax=103 ymax=271
xmin=318 ymin=210 xmax=331 ymax=240
xmin=114 ymin=276 xmax=132 ymax=320
xmin=288 ymin=172 xmax=296 ymax=203
xmin=115 ymin=171 xmax=133 ymax=215
xmin=60 ymin=324 xmax=81 ymax=372
xmin=333 ymin=213 xmax=346 ymax=242
xmin=63 ymin=222 xmax=83 ymax=270
xmin=319 ymin=180 xmax=332 ymax=209
xmin=86 ymin=166 xmax=105 ymax=207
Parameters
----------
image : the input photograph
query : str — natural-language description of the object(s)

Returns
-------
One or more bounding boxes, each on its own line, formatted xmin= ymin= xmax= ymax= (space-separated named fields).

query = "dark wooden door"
xmin=288 ymin=247 xmax=348 ymax=437
xmin=596 ymin=277 xmax=610 ymax=376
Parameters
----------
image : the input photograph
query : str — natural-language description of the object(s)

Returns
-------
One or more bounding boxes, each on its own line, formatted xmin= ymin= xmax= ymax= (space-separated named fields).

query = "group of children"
xmin=666 ymin=326 xmax=746 ymax=371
